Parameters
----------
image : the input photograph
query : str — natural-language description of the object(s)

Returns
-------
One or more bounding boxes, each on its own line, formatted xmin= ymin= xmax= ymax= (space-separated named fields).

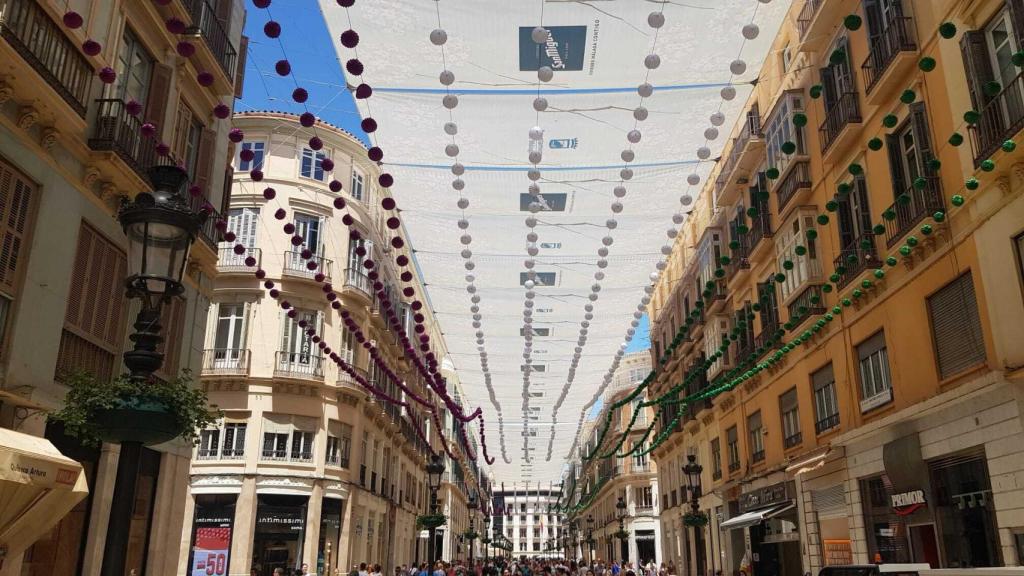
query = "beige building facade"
xmin=0 ymin=0 xmax=245 ymax=574
xmin=192 ymin=112 xmax=485 ymax=576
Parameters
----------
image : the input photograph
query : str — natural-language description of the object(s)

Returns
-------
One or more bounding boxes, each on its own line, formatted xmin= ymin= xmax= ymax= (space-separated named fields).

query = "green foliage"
xmin=417 ymin=514 xmax=447 ymax=529
xmin=50 ymin=370 xmax=216 ymax=446
xmin=683 ymin=511 xmax=709 ymax=527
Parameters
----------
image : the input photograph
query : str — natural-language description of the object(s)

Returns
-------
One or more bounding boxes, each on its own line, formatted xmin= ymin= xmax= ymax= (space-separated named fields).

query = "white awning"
xmin=719 ymin=502 xmax=796 ymax=531
xmin=0 ymin=427 xmax=89 ymax=564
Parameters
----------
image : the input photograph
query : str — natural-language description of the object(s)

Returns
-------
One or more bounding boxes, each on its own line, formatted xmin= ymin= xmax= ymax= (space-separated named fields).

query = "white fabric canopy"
xmin=322 ymin=0 xmax=789 ymax=482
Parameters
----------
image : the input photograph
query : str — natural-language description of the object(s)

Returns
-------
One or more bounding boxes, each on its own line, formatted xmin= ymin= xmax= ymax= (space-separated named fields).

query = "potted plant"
xmin=416 ymin=514 xmax=447 ymax=529
xmin=615 ymin=529 xmax=630 ymax=540
xmin=682 ymin=510 xmax=709 ymax=527
xmin=463 ymin=529 xmax=479 ymax=541
xmin=50 ymin=370 xmax=217 ymax=446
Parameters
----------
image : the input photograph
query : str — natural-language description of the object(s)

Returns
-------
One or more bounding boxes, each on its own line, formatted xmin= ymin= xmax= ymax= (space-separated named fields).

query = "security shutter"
xmin=928 ymin=272 xmax=986 ymax=379
xmin=194 ymin=128 xmax=217 ymax=197
xmin=234 ymin=36 xmax=248 ymax=98
xmin=811 ymin=485 xmax=846 ymax=519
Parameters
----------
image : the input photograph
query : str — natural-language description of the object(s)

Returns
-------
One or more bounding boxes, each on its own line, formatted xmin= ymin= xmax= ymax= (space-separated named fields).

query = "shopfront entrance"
xmin=252 ymin=494 xmax=308 ymax=576
xmin=721 ymin=482 xmax=801 ymax=576
xmin=636 ymin=530 xmax=656 ymax=565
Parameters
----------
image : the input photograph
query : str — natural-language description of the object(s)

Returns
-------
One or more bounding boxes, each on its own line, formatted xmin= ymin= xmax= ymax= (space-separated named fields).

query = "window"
xmin=287 ymin=213 xmax=323 ymax=274
xmin=820 ymin=36 xmax=855 ymax=107
xmin=224 ymin=207 xmax=259 ymax=249
xmin=519 ymin=193 xmax=568 ymax=211
xmin=521 ymin=271 xmax=557 ymax=286
xmin=350 ymin=169 xmax=365 ymax=201
xmin=639 ymin=486 xmax=654 ymax=508
xmin=764 ymin=92 xmax=806 ymax=179
xmin=326 ymin=423 xmax=352 ymax=467
xmin=632 ymin=397 xmax=646 ymax=425
xmin=711 ymin=438 xmax=722 ymax=479
xmin=222 ymin=423 xmax=246 ymax=458
xmin=748 ymin=411 xmax=765 ymax=462
xmin=300 ymin=148 xmax=328 ymax=181
xmin=928 ymin=272 xmax=986 ymax=378
xmin=775 ymin=210 xmax=822 ymax=302
xmin=0 ymin=158 xmax=37 ymax=354
xmin=857 ymin=331 xmax=893 ymax=412
xmin=779 ymin=388 xmax=801 ymax=449
xmin=885 ymin=104 xmax=936 ymax=225
xmin=279 ymin=309 xmax=323 ymax=375
xmin=212 ymin=303 xmax=247 ymax=366
xmin=262 ymin=430 xmax=289 ymax=460
xmin=172 ymin=100 xmax=203 ymax=177
xmin=837 ymin=176 xmax=874 ymax=254
xmin=238 ymin=142 xmax=265 ymax=172
xmin=1018 ymin=232 xmax=1024 ymax=291
xmin=727 ymin=425 xmax=740 ymax=471
xmin=340 ymin=324 xmax=356 ymax=365
xmin=113 ymin=28 xmax=153 ymax=106
xmin=197 ymin=429 xmax=219 ymax=459
xmin=781 ymin=43 xmax=793 ymax=72
xmin=812 ymin=363 xmax=840 ymax=433
xmin=58 ymin=223 xmax=127 ymax=382
xmin=532 ymin=542 xmax=540 ymax=552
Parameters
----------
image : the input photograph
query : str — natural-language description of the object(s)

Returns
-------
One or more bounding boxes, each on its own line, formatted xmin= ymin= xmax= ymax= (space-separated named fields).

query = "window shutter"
xmin=0 ymin=158 xmax=37 ymax=296
xmin=1009 ymin=0 xmax=1024 ymax=50
xmin=819 ymin=66 xmax=837 ymax=107
xmin=65 ymin=223 xmax=127 ymax=350
xmin=837 ymin=185 xmax=856 ymax=251
xmin=234 ymin=36 xmax=248 ymax=98
xmin=812 ymin=363 xmax=834 ymax=391
xmin=857 ymin=331 xmax=887 ymax=360
xmin=194 ymin=128 xmax=217 ymax=197
xmin=216 ymin=0 xmax=233 ymax=28
xmin=853 ymin=176 xmax=873 ymax=237
xmin=144 ymin=64 xmax=174 ymax=132
xmin=157 ymin=297 xmax=186 ymax=376
xmin=909 ymin=102 xmax=937 ymax=176
xmin=959 ymin=31 xmax=997 ymax=113
xmin=885 ymin=133 xmax=907 ymax=198
xmin=928 ymin=272 xmax=986 ymax=379
xmin=780 ymin=388 xmax=798 ymax=413
xmin=863 ymin=0 xmax=884 ymax=42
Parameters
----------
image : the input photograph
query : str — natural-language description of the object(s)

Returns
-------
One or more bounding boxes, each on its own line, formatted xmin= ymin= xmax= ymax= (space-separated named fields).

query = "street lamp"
xmin=616 ymin=495 xmax=628 ymax=537
xmin=683 ymin=454 xmax=705 ymax=576
xmin=427 ymin=454 xmax=446 ymax=564
xmin=468 ymin=492 xmax=479 ymax=564
xmin=585 ymin=514 xmax=595 ymax=564
xmin=102 ymin=164 xmax=204 ymax=576
xmin=482 ymin=512 xmax=491 ymax=565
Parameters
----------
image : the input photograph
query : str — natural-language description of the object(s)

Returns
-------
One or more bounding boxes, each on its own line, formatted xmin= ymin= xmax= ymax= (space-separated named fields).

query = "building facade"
xmin=647 ymin=1 xmax=1024 ymax=575
xmin=564 ymin=352 xmax=661 ymax=567
xmin=191 ymin=112 xmax=486 ymax=576
xmin=0 ymin=0 xmax=244 ymax=574
xmin=491 ymin=488 xmax=563 ymax=559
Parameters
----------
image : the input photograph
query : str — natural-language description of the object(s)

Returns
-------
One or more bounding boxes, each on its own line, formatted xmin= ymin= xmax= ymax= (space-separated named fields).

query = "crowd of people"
xmin=355 ymin=557 xmax=678 ymax=576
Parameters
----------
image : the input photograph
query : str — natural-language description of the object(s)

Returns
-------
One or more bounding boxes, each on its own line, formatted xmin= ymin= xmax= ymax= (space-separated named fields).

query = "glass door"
xmin=213 ymin=303 xmax=246 ymax=369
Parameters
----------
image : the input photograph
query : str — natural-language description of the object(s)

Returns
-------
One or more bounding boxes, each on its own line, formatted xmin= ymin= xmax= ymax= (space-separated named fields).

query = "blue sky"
xmin=239 ymin=3 xmax=367 ymax=143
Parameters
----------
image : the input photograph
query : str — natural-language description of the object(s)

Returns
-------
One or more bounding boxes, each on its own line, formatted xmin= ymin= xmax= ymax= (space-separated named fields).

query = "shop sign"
xmin=764 ymin=532 xmax=800 ymax=544
xmin=890 ymin=490 xmax=926 ymax=516
xmin=191 ymin=507 xmax=234 ymax=576
xmin=739 ymin=481 xmax=795 ymax=513
xmin=256 ymin=507 xmax=306 ymax=531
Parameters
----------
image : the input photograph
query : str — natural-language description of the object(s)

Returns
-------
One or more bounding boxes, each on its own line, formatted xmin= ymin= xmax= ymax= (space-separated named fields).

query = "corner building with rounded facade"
xmin=189 ymin=112 xmax=483 ymax=576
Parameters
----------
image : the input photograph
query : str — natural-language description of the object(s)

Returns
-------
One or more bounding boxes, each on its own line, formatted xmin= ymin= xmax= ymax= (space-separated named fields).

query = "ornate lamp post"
xmin=103 ymin=165 xmax=204 ymax=576
xmin=482 ymin=510 xmax=491 ymax=566
xmin=427 ymin=454 xmax=446 ymax=564
xmin=585 ymin=514 xmax=595 ymax=564
xmin=683 ymin=454 xmax=705 ymax=575
xmin=467 ymin=492 xmax=479 ymax=564
xmin=615 ymin=495 xmax=629 ymax=561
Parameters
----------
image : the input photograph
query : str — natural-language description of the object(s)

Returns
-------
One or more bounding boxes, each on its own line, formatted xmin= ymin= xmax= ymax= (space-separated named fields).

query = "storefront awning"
xmin=719 ymin=502 xmax=796 ymax=530
xmin=0 ymin=427 xmax=88 ymax=565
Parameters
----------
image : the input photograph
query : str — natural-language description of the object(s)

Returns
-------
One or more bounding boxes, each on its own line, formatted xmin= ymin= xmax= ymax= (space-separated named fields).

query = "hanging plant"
xmin=615 ymin=529 xmax=630 ymax=540
xmin=683 ymin=511 xmax=709 ymax=527
xmin=50 ymin=370 xmax=216 ymax=446
xmin=417 ymin=514 xmax=447 ymax=529
xmin=464 ymin=529 xmax=480 ymax=540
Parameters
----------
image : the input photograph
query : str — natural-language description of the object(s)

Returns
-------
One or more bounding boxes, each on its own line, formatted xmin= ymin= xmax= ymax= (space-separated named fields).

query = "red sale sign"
xmin=191 ymin=526 xmax=231 ymax=576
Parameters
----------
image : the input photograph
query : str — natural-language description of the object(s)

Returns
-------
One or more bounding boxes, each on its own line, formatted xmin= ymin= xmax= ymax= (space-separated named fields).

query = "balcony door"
xmin=112 ymin=28 xmax=153 ymax=107
xmin=291 ymin=213 xmax=322 ymax=271
xmin=838 ymin=177 xmax=873 ymax=251
xmin=213 ymin=303 xmax=247 ymax=368
xmin=821 ymin=36 xmax=855 ymax=110
xmin=281 ymin=309 xmax=321 ymax=370
xmin=985 ymin=9 xmax=1024 ymax=128
xmin=224 ymin=207 xmax=258 ymax=265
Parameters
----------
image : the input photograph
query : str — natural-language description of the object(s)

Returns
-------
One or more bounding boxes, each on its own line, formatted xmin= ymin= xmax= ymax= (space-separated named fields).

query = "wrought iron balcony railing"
xmin=202 ymin=348 xmax=250 ymax=375
xmin=181 ymin=0 xmax=237 ymax=77
xmin=218 ymin=246 xmax=261 ymax=271
xmin=862 ymin=17 xmax=917 ymax=93
xmin=284 ymin=251 xmax=333 ymax=281
xmin=819 ymin=91 xmax=862 ymax=153
xmin=89 ymin=99 xmax=161 ymax=183
xmin=833 ymin=231 xmax=878 ymax=288
xmin=274 ymin=350 xmax=324 ymax=379
xmin=883 ymin=177 xmax=944 ymax=248
xmin=969 ymin=70 xmax=1024 ymax=166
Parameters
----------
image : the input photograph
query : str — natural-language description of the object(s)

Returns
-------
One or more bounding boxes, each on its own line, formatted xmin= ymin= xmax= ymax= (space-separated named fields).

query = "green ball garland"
xmin=837 ymin=182 xmax=851 ymax=195
xmin=1003 ymin=140 xmax=1017 ymax=152
xmin=873 ymin=223 xmax=886 ymax=235
xmin=886 ymin=256 xmax=898 ymax=266
xmin=782 ymin=260 xmax=794 ymax=270
xmin=868 ymin=137 xmax=884 ymax=151
xmin=781 ymin=141 xmax=797 ymax=155
xmin=980 ymin=159 xmax=995 ymax=172
xmin=826 ymin=200 xmax=839 ymax=212
xmin=795 ymin=245 xmax=807 ymax=256
xmin=949 ymin=132 xmax=964 ymax=147
xmin=984 ymin=81 xmax=1002 ymax=97
xmin=844 ymin=14 xmax=862 ymax=30
xmin=883 ymin=209 xmax=897 ymax=221
xmin=817 ymin=214 xmax=830 ymax=225
xmin=830 ymin=48 xmax=846 ymax=65
xmin=921 ymin=224 xmax=933 ymax=235
xmin=919 ymin=57 xmax=937 ymax=72
xmin=933 ymin=211 xmax=945 ymax=222
xmin=939 ymin=22 xmax=957 ymax=39
xmin=810 ymin=84 xmax=823 ymax=99
xmin=900 ymin=245 xmax=912 ymax=256
xmin=883 ymin=114 xmax=899 ymax=128
xmin=774 ymin=273 xmax=786 ymax=283
xmin=964 ymin=110 xmax=981 ymax=124
xmin=806 ymin=228 xmax=818 ymax=240
xmin=874 ymin=269 xmax=885 ymax=279
xmin=965 ymin=178 xmax=979 ymax=191
xmin=793 ymin=112 xmax=808 ymax=127
xmin=914 ymin=176 xmax=927 ymax=190
xmin=766 ymin=167 xmax=780 ymax=179
xmin=1013 ymin=51 xmax=1024 ymax=67
xmin=848 ymin=163 xmax=863 ymax=175
xmin=900 ymin=89 xmax=916 ymax=104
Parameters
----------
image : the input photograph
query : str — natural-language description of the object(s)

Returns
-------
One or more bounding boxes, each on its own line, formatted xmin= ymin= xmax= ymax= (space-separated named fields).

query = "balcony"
xmin=747 ymin=197 xmax=773 ymax=255
xmin=815 ymin=413 xmax=840 ymax=435
xmin=787 ymin=285 xmax=827 ymax=329
xmin=797 ymin=0 xmax=856 ymax=53
xmin=221 ymin=448 xmax=244 ymax=460
xmin=0 ymin=0 xmax=93 ymax=117
xmin=728 ymin=460 xmax=740 ymax=473
xmin=343 ymin=267 xmax=373 ymax=300
xmin=819 ymin=91 xmax=862 ymax=154
xmin=833 ymin=231 xmax=878 ymax=288
xmin=862 ymin=17 xmax=917 ymax=104
xmin=726 ymin=232 xmax=751 ymax=282
xmin=969 ymin=71 xmax=1024 ymax=167
xmin=883 ymin=177 xmax=944 ymax=248
xmin=89 ymin=99 xmax=161 ymax=184
xmin=196 ymin=447 xmax=244 ymax=461
xmin=274 ymin=350 xmax=324 ymax=380
xmin=715 ymin=107 xmax=764 ymax=206
xmin=202 ymin=348 xmax=250 ymax=376
xmin=181 ymin=0 xmax=237 ymax=77
xmin=283 ymin=251 xmax=333 ymax=281
xmin=752 ymin=449 xmax=765 ymax=463
xmin=783 ymin=431 xmax=803 ymax=449
xmin=775 ymin=160 xmax=812 ymax=214
xmin=754 ymin=316 xmax=780 ymax=357
xmin=218 ymin=246 xmax=261 ymax=272
xmin=196 ymin=448 xmax=218 ymax=461
xmin=261 ymin=449 xmax=312 ymax=463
